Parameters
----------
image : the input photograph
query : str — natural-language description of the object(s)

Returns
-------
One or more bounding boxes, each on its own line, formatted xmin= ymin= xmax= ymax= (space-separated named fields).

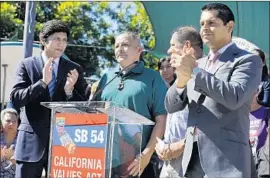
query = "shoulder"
xmin=20 ymin=56 xmax=38 ymax=65
xmin=233 ymin=47 xmax=262 ymax=67
xmin=143 ymin=67 xmax=162 ymax=79
xmin=233 ymin=46 xmax=259 ymax=61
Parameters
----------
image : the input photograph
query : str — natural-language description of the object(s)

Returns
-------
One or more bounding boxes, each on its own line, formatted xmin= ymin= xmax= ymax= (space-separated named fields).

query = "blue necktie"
xmin=48 ymin=61 xmax=56 ymax=97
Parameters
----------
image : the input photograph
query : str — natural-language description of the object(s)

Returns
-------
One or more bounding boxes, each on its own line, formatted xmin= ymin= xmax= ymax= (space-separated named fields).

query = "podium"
xmin=41 ymin=101 xmax=155 ymax=178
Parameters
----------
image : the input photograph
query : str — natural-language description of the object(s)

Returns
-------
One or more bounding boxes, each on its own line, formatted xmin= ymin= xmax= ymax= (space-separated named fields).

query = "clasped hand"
xmin=155 ymin=140 xmax=185 ymax=161
xmin=1 ymin=145 xmax=15 ymax=161
xmin=170 ymin=45 xmax=197 ymax=88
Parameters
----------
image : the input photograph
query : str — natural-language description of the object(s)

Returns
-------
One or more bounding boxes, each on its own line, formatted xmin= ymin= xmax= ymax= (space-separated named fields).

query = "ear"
xmin=39 ymin=33 xmax=46 ymax=45
xmin=184 ymin=40 xmax=191 ymax=49
xmin=227 ymin=21 xmax=234 ymax=33
xmin=137 ymin=46 xmax=144 ymax=53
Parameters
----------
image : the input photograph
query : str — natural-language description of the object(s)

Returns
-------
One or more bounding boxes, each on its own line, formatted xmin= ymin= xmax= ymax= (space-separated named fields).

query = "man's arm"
xmin=165 ymin=81 xmax=188 ymax=113
xmin=11 ymin=60 xmax=47 ymax=109
xmin=193 ymin=54 xmax=262 ymax=110
xmin=142 ymin=114 xmax=166 ymax=157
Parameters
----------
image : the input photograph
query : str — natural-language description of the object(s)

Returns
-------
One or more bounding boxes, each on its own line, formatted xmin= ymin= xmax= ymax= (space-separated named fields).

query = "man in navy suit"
xmin=10 ymin=20 xmax=88 ymax=178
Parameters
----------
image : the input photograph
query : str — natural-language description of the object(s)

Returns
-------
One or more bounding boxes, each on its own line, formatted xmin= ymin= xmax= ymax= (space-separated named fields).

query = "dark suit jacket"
xmin=10 ymin=55 xmax=88 ymax=162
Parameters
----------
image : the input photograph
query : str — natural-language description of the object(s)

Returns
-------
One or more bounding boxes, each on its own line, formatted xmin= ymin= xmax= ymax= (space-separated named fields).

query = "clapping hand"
xmin=170 ymin=44 xmax=197 ymax=88
xmin=64 ymin=69 xmax=79 ymax=93
xmin=42 ymin=57 xmax=54 ymax=85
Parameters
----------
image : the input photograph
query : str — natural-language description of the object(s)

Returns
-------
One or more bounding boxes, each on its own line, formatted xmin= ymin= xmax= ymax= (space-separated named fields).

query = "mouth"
xmin=55 ymin=49 xmax=63 ymax=53
xmin=117 ymin=54 xmax=126 ymax=58
xmin=203 ymin=34 xmax=212 ymax=37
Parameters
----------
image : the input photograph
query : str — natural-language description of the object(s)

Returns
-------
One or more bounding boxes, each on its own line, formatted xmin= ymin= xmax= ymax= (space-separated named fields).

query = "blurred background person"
xmin=1 ymin=108 xmax=19 ymax=178
xmin=252 ymin=49 xmax=269 ymax=82
xmin=158 ymin=57 xmax=176 ymax=88
xmin=256 ymin=121 xmax=269 ymax=178
xmin=249 ymin=86 xmax=270 ymax=159
xmin=155 ymin=26 xmax=203 ymax=178
xmin=252 ymin=49 xmax=270 ymax=108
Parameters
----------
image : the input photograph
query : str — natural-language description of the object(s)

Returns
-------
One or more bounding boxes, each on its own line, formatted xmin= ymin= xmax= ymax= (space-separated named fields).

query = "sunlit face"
xmin=114 ymin=34 xmax=142 ymax=68
xmin=167 ymin=33 xmax=184 ymax=57
xmin=43 ymin=32 xmax=67 ymax=59
xmin=200 ymin=10 xmax=233 ymax=50
xmin=159 ymin=60 xmax=174 ymax=81
xmin=1 ymin=113 xmax=18 ymax=134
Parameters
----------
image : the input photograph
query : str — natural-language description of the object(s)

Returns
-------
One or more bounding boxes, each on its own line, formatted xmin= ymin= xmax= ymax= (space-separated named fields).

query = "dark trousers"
xmin=185 ymin=143 xmax=205 ymax=178
xmin=15 ymin=152 xmax=48 ymax=178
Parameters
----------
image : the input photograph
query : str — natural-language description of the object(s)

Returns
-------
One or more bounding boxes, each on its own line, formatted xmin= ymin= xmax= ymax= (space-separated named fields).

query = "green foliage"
xmin=0 ymin=2 xmax=23 ymax=39
xmin=0 ymin=2 xmax=157 ymax=76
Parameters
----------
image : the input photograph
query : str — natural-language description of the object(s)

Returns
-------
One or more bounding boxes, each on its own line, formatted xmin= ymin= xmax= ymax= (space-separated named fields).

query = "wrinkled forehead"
xmin=115 ymin=34 xmax=140 ymax=45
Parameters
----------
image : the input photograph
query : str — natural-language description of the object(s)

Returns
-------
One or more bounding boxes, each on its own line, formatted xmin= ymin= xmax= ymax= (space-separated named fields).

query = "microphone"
xmin=88 ymin=61 xmax=139 ymax=103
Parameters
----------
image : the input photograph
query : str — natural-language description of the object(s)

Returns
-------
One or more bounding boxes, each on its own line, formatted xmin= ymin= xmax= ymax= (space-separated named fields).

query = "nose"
xmin=201 ymin=24 xmax=209 ymax=32
xmin=167 ymin=47 xmax=172 ymax=55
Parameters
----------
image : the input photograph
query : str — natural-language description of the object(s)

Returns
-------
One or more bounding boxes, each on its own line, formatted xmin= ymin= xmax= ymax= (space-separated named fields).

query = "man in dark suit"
xmin=10 ymin=20 xmax=88 ymax=178
xmin=166 ymin=3 xmax=262 ymax=178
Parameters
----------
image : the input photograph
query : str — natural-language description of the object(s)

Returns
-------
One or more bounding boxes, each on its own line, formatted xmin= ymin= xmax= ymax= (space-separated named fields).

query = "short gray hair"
xmin=172 ymin=26 xmax=203 ymax=49
xmin=115 ymin=31 xmax=144 ymax=48
xmin=1 ymin=108 xmax=18 ymax=122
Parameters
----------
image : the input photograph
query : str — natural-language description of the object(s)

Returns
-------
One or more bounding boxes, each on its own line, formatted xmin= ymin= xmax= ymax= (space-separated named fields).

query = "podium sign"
xmin=50 ymin=113 xmax=108 ymax=178
xmin=41 ymin=101 xmax=155 ymax=178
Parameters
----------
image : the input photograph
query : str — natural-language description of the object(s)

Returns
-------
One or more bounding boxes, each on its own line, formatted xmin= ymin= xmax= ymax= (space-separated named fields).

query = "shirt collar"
xmin=41 ymin=51 xmax=60 ymax=66
xmin=209 ymin=41 xmax=234 ymax=57
xmin=115 ymin=61 xmax=144 ymax=76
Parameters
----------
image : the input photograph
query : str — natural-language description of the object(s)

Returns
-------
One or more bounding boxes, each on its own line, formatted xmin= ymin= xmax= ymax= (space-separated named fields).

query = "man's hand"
xmin=64 ymin=69 xmax=79 ymax=93
xmin=42 ymin=57 xmax=54 ymax=85
xmin=170 ymin=45 xmax=197 ymax=88
xmin=155 ymin=139 xmax=185 ymax=161
xmin=127 ymin=152 xmax=151 ymax=176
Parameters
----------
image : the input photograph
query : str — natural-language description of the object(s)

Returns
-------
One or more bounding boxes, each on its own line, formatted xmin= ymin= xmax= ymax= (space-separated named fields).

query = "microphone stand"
xmin=87 ymin=61 xmax=139 ymax=104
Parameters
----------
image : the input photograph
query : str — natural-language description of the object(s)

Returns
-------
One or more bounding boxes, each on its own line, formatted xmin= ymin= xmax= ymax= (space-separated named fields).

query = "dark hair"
xmin=172 ymin=26 xmax=203 ymax=49
xmin=39 ymin=20 xmax=70 ymax=50
xmin=253 ymin=49 xmax=269 ymax=81
xmin=201 ymin=3 xmax=235 ymax=25
xmin=158 ymin=57 xmax=170 ymax=70
xmin=253 ymin=49 xmax=266 ymax=63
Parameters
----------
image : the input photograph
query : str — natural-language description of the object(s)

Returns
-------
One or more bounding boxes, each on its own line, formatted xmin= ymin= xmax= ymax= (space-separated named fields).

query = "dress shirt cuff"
xmin=39 ymin=79 xmax=47 ymax=89
xmin=65 ymin=88 xmax=74 ymax=97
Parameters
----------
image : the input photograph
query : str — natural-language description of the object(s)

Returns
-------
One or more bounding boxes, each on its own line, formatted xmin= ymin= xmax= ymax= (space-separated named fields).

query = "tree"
xmin=0 ymin=2 xmax=23 ymax=40
xmin=0 ymin=2 xmax=157 ymax=77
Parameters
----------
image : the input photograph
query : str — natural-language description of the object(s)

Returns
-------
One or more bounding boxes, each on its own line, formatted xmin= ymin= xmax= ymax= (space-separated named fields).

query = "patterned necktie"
xmin=207 ymin=52 xmax=220 ymax=73
xmin=48 ymin=61 xmax=56 ymax=97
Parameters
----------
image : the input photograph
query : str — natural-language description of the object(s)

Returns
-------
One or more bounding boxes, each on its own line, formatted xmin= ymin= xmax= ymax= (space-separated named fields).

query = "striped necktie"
xmin=48 ymin=61 xmax=56 ymax=97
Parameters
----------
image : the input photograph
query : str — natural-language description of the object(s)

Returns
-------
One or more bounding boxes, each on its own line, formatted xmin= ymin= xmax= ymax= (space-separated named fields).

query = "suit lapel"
xmin=33 ymin=55 xmax=44 ymax=80
xmin=213 ymin=44 xmax=239 ymax=75
xmin=53 ymin=57 xmax=68 ymax=97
